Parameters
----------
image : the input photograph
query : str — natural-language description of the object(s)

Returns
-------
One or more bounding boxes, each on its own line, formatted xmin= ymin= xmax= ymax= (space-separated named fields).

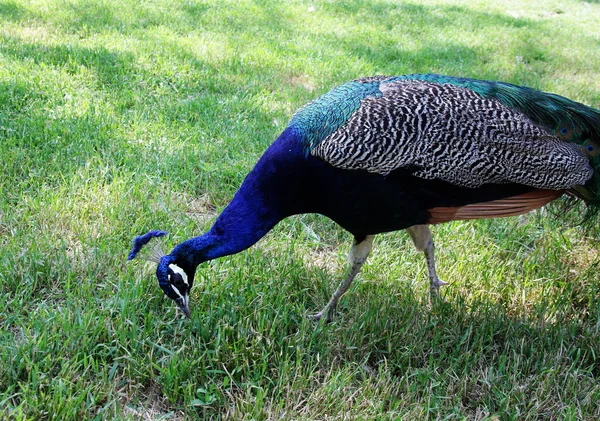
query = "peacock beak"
xmin=176 ymin=296 xmax=191 ymax=318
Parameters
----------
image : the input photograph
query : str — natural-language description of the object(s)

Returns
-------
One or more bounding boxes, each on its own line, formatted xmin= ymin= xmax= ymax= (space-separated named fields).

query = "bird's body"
xmin=129 ymin=74 xmax=600 ymax=321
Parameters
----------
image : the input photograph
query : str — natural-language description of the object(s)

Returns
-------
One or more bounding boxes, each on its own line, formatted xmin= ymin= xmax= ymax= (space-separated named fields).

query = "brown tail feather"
xmin=427 ymin=189 xmax=565 ymax=224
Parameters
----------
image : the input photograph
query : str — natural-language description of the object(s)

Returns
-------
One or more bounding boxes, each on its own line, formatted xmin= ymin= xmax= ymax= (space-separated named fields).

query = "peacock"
xmin=128 ymin=74 xmax=600 ymax=322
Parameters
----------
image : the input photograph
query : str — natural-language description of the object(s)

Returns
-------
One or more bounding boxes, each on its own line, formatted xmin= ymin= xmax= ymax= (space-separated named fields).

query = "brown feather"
xmin=427 ymin=189 xmax=565 ymax=224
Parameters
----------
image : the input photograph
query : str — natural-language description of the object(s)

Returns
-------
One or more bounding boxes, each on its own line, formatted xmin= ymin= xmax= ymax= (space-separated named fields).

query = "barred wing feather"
xmin=311 ymin=80 xmax=592 ymax=190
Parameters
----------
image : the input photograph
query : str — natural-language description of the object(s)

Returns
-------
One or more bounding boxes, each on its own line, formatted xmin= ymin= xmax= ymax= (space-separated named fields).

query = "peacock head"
xmin=155 ymin=255 xmax=194 ymax=318
xmin=127 ymin=230 xmax=194 ymax=318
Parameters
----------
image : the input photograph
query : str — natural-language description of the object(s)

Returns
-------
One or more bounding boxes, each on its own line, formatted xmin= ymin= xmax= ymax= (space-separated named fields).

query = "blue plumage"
xmin=129 ymin=74 xmax=600 ymax=321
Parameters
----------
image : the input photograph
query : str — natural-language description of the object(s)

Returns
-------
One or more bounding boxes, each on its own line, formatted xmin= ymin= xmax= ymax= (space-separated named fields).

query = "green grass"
xmin=1 ymin=0 xmax=600 ymax=418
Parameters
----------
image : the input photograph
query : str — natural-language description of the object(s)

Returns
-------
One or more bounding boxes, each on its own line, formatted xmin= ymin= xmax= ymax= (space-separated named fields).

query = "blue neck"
xmin=169 ymin=128 xmax=303 ymax=269
xmin=176 ymin=188 xmax=281 ymax=266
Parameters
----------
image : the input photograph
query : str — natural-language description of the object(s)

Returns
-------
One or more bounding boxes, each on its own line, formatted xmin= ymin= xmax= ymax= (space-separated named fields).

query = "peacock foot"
xmin=310 ymin=307 xmax=335 ymax=324
xmin=430 ymin=277 xmax=448 ymax=293
xmin=428 ymin=278 xmax=448 ymax=307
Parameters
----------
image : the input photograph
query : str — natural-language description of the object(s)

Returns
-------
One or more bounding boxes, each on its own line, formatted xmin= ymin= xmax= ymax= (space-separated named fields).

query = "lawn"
xmin=1 ymin=0 xmax=600 ymax=419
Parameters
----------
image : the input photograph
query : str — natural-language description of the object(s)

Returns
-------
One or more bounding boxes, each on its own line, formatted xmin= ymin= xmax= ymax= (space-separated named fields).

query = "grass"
xmin=1 ymin=0 xmax=600 ymax=418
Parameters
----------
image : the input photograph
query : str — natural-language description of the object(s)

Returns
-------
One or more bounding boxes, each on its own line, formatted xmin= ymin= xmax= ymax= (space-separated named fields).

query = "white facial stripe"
xmin=169 ymin=264 xmax=189 ymax=286
xmin=170 ymin=284 xmax=184 ymax=300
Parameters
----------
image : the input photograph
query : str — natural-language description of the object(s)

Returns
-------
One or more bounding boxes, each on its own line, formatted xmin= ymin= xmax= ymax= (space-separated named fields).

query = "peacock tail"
xmin=289 ymin=74 xmax=600 ymax=208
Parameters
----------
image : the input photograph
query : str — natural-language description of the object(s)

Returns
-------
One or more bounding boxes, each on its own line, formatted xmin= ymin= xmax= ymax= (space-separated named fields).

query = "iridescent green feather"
xmin=289 ymin=81 xmax=382 ymax=153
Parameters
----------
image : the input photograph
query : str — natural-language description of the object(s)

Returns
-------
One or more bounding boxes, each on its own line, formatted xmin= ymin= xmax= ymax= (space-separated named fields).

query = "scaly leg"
xmin=312 ymin=235 xmax=375 ymax=323
xmin=406 ymin=225 xmax=447 ymax=293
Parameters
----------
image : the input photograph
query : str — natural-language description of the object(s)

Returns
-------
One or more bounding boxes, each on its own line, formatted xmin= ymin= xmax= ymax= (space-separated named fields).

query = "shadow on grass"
xmin=0 ymin=1 xmax=29 ymax=22
xmin=165 ymin=241 xmax=600 ymax=417
xmin=0 ymin=0 xmax=572 ymax=83
xmin=321 ymin=1 xmax=530 ymax=27
xmin=64 ymin=0 xmax=122 ymax=31
xmin=0 ymin=34 xmax=137 ymax=88
xmin=0 ymin=0 xmax=578 ymax=142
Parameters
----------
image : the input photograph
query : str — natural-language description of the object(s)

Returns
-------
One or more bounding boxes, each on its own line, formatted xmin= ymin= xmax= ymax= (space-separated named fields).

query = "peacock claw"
xmin=310 ymin=309 xmax=334 ymax=324
xmin=429 ymin=279 xmax=448 ymax=296
xmin=431 ymin=278 xmax=448 ymax=290
xmin=428 ymin=278 xmax=448 ymax=306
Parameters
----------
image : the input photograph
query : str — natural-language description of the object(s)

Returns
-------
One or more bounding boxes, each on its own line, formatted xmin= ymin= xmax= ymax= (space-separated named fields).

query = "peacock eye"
xmin=170 ymin=272 xmax=184 ymax=286
xmin=583 ymin=141 xmax=598 ymax=157
xmin=560 ymin=127 xmax=568 ymax=135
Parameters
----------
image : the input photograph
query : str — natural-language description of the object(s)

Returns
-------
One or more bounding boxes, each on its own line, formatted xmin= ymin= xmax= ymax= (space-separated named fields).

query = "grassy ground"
xmin=1 ymin=0 xmax=600 ymax=419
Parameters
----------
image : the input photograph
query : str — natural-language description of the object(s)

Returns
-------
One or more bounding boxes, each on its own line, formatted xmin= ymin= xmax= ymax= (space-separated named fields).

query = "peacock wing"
xmin=311 ymin=79 xmax=593 ymax=190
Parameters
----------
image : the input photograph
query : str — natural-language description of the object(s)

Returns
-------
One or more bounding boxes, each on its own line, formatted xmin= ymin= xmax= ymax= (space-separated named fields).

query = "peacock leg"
xmin=406 ymin=225 xmax=447 ymax=293
xmin=312 ymin=235 xmax=375 ymax=323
